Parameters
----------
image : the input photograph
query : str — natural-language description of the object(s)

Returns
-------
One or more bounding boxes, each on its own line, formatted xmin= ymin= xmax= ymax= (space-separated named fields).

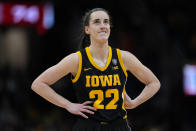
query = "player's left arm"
xmin=121 ymin=50 xmax=160 ymax=109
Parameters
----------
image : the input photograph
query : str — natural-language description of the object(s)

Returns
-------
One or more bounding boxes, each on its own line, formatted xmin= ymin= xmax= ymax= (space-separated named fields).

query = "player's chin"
xmin=98 ymin=37 xmax=109 ymax=42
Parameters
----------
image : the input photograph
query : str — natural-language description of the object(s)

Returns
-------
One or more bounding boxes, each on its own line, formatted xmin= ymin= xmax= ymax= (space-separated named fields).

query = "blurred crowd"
xmin=0 ymin=0 xmax=196 ymax=131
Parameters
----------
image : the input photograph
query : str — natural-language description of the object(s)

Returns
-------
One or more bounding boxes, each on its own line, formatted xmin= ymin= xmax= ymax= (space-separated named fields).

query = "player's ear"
xmin=85 ymin=26 xmax=90 ymax=34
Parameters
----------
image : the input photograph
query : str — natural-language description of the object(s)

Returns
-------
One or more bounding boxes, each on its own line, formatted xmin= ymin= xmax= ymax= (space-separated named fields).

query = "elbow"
xmin=31 ymin=81 xmax=37 ymax=91
xmin=31 ymin=79 xmax=50 ymax=92
xmin=31 ymin=80 xmax=40 ymax=92
xmin=155 ymin=80 xmax=161 ymax=92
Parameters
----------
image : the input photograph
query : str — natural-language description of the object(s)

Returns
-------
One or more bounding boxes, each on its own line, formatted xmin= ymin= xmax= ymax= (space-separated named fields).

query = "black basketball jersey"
xmin=72 ymin=46 xmax=128 ymax=122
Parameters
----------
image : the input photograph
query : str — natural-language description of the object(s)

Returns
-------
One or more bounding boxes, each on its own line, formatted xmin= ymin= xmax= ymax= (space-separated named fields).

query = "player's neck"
xmin=89 ymin=41 xmax=109 ymax=61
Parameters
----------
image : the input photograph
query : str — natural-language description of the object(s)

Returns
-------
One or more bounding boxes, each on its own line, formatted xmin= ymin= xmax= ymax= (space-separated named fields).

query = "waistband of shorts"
xmin=77 ymin=117 xmax=128 ymax=127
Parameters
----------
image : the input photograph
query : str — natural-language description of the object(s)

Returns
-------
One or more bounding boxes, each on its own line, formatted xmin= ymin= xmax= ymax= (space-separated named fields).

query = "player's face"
xmin=85 ymin=11 xmax=110 ymax=43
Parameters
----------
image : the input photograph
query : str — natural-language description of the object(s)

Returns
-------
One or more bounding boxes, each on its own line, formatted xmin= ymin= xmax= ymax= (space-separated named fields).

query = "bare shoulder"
xmin=119 ymin=50 xmax=138 ymax=63
xmin=119 ymin=49 xmax=160 ymax=86
xmin=32 ymin=52 xmax=80 ymax=85
xmin=57 ymin=52 xmax=79 ymax=74
xmin=119 ymin=50 xmax=131 ymax=59
xmin=119 ymin=49 xmax=143 ymax=71
xmin=59 ymin=52 xmax=79 ymax=65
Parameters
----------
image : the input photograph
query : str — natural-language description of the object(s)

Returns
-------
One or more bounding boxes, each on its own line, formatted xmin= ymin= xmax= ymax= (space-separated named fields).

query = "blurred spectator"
xmin=4 ymin=28 xmax=28 ymax=72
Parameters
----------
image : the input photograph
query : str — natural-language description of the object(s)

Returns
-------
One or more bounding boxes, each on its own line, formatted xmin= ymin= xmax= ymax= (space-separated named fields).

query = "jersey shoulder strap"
xmin=116 ymin=48 xmax=128 ymax=78
xmin=72 ymin=51 xmax=82 ymax=83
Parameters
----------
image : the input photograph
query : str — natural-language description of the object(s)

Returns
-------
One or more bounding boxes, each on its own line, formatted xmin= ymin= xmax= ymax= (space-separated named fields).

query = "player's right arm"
xmin=31 ymin=53 xmax=96 ymax=119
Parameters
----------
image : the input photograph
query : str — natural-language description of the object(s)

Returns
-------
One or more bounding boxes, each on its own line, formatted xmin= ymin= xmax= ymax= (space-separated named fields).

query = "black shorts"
xmin=72 ymin=118 xmax=131 ymax=131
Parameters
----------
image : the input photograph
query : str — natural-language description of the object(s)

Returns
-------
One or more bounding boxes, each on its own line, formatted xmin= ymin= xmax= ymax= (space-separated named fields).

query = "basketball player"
xmin=31 ymin=8 xmax=160 ymax=131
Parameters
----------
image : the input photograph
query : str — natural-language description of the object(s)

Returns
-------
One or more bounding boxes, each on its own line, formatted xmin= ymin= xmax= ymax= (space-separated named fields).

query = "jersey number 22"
xmin=89 ymin=89 xmax=119 ymax=109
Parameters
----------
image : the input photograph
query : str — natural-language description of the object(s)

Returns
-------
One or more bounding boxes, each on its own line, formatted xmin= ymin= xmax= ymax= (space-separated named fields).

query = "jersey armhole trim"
xmin=116 ymin=49 xmax=128 ymax=78
xmin=72 ymin=51 xmax=82 ymax=83
xmin=122 ymin=86 xmax=127 ymax=119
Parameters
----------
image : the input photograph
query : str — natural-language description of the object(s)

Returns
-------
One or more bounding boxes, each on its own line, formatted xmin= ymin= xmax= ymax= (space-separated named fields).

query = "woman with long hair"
xmin=31 ymin=8 xmax=160 ymax=131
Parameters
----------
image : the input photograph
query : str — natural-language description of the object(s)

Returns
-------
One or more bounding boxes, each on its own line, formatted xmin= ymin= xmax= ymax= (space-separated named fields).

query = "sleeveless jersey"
xmin=72 ymin=46 xmax=128 ymax=122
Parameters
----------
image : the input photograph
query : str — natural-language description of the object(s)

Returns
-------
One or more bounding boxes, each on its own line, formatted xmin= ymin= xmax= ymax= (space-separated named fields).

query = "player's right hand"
xmin=66 ymin=101 xmax=97 ymax=119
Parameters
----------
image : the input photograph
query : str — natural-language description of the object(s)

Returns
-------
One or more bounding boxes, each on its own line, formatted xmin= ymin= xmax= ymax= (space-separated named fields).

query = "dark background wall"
xmin=0 ymin=0 xmax=196 ymax=131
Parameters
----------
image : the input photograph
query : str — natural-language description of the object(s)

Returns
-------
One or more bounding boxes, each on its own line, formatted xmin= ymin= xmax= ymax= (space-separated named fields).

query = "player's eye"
xmin=94 ymin=19 xmax=100 ymax=24
xmin=104 ymin=19 xmax=109 ymax=24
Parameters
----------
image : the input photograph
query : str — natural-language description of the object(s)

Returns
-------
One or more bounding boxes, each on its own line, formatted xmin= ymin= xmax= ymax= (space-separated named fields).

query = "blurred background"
xmin=0 ymin=0 xmax=196 ymax=131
